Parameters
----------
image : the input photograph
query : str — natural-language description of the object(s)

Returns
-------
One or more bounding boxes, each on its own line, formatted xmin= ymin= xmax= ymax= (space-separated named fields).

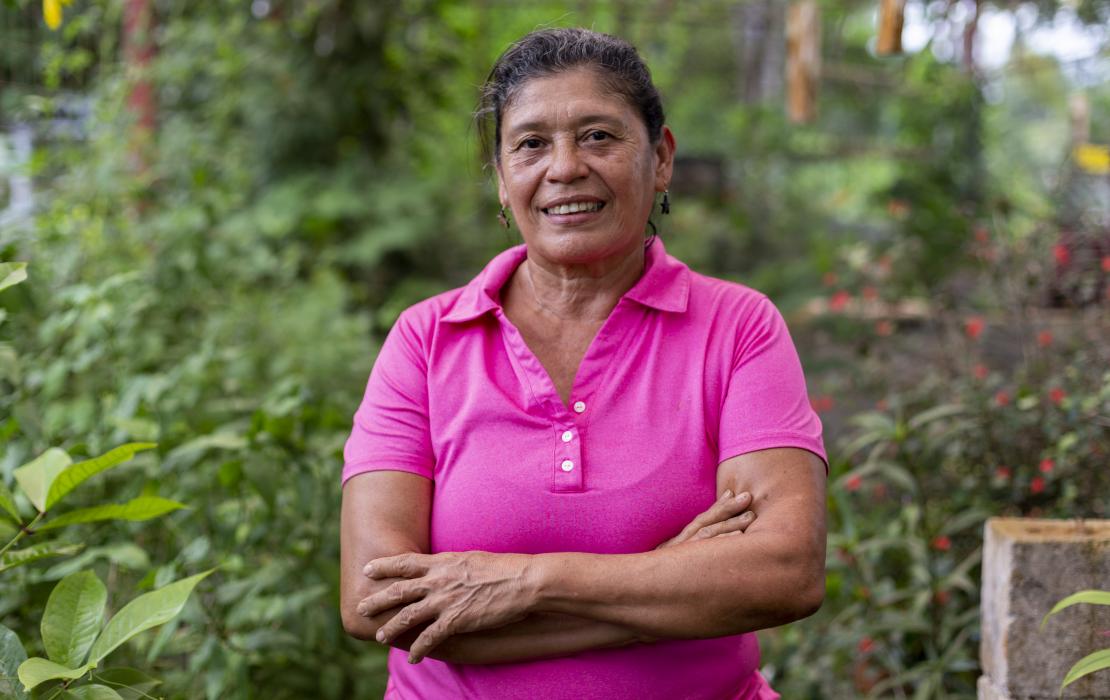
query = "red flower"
xmin=822 ymin=272 xmax=839 ymax=287
xmin=862 ymin=286 xmax=879 ymax=301
xmin=811 ymin=395 xmax=834 ymax=413
xmin=829 ymin=290 xmax=851 ymax=312
xmin=1030 ymin=476 xmax=1046 ymax=494
xmin=994 ymin=391 xmax=1010 ymax=407
xmin=875 ymin=320 xmax=894 ymax=336
xmin=858 ymin=637 xmax=875 ymax=654
xmin=1053 ymin=243 xmax=1071 ymax=266
xmin=974 ymin=226 xmax=990 ymax=244
xmin=1039 ymin=458 xmax=1054 ymax=474
xmin=1049 ymin=387 xmax=1065 ymax=405
xmin=931 ymin=535 xmax=952 ymax=551
xmin=845 ymin=474 xmax=863 ymax=492
xmin=1102 ymin=256 xmax=1110 ymax=273
xmin=974 ymin=363 xmax=989 ymax=380
xmin=965 ymin=316 xmax=985 ymax=340
xmin=1037 ymin=330 xmax=1053 ymax=347
xmin=995 ymin=466 xmax=1011 ymax=480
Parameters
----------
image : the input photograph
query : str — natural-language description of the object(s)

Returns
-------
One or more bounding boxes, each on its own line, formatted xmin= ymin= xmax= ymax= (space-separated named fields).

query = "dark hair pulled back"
xmin=477 ymin=28 xmax=665 ymax=164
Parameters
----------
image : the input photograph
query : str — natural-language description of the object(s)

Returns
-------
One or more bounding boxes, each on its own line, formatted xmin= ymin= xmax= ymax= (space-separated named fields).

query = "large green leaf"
xmin=0 ymin=263 xmax=27 ymax=294
xmin=42 ymin=572 xmax=107 ymax=668
xmin=60 ymin=684 xmax=124 ymax=700
xmin=87 ymin=570 xmax=213 ymax=665
xmin=0 ymin=542 xmax=83 ymax=574
xmin=1062 ymin=648 xmax=1110 ymax=689
xmin=0 ymin=481 xmax=20 ymax=525
xmin=13 ymin=449 xmax=72 ymax=513
xmin=37 ymin=498 xmax=186 ymax=532
xmin=1042 ymin=590 xmax=1110 ymax=629
xmin=45 ymin=444 xmax=158 ymax=511
xmin=90 ymin=667 xmax=160 ymax=700
xmin=16 ymin=657 xmax=93 ymax=691
xmin=0 ymin=624 xmax=28 ymax=700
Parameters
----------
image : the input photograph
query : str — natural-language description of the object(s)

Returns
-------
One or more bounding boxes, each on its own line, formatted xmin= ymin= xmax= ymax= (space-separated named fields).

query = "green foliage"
xmin=1043 ymin=589 xmax=1110 ymax=690
xmin=41 ymin=572 xmax=106 ymax=669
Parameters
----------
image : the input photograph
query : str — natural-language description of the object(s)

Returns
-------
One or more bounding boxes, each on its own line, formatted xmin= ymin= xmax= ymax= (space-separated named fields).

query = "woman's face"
xmin=496 ymin=67 xmax=675 ymax=269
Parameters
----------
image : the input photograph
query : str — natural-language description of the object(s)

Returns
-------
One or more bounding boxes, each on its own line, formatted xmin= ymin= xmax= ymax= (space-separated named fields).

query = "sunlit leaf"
xmin=0 ymin=481 xmax=21 ymax=525
xmin=17 ymin=657 xmax=93 ymax=691
xmin=13 ymin=448 xmax=72 ymax=513
xmin=0 ymin=542 xmax=83 ymax=574
xmin=0 ymin=624 xmax=28 ymax=700
xmin=60 ymin=684 xmax=124 ymax=700
xmin=1062 ymin=648 xmax=1110 ymax=689
xmin=37 ymin=498 xmax=186 ymax=532
xmin=42 ymin=572 xmax=107 ymax=668
xmin=46 ymin=443 xmax=157 ymax=510
xmin=1042 ymin=590 xmax=1110 ymax=630
xmin=87 ymin=570 xmax=213 ymax=665
xmin=0 ymin=262 xmax=27 ymax=293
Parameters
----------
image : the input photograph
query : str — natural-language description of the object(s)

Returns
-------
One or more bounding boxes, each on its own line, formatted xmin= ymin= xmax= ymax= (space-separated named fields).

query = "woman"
xmin=340 ymin=28 xmax=827 ymax=700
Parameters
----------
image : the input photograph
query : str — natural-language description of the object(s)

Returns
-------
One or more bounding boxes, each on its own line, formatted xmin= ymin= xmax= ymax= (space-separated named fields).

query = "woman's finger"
xmin=357 ymin=579 xmax=427 ymax=618
xmin=678 ymin=491 xmax=753 ymax=538
xmin=365 ymin=553 xmax=431 ymax=580
xmin=693 ymin=511 xmax=756 ymax=540
xmin=375 ymin=601 xmax=438 ymax=645
xmin=407 ymin=617 xmax=454 ymax=664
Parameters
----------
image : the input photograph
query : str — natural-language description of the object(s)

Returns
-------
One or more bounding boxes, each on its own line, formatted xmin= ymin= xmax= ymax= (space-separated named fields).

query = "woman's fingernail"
xmin=408 ymin=655 xmax=420 ymax=664
xmin=736 ymin=492 xmax=750 ymax=501
xmin=357 ymin=605 xmax=367 ymax=616
xmin=376 ymin=630 xmax=386 ymax=642
xmin=363 ymin=564 xmax=374 ymax=576
xmin=722 ymin=489 xmax=733 ymax=499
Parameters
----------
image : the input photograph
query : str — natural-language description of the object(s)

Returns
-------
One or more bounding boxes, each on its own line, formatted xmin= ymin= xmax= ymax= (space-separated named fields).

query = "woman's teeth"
xmin=545 ymin=201 xmax=603 ymax=215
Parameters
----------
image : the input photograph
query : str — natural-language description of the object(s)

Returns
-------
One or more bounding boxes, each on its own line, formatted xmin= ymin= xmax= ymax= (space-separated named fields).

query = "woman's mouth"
xmin=542 ymin=201 xmax=605 ymax=215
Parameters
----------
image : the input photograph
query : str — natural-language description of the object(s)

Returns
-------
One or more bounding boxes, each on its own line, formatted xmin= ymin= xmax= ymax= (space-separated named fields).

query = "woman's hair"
xmin=477 ymin=27 xmax=665 ymax=164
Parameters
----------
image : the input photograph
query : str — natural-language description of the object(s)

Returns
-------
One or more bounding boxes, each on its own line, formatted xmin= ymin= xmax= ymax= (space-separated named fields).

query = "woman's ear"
xmin=496 ymin=166 xmax=509 ymax=210
xmin=654 ymin=126 xmax=677 ymax=192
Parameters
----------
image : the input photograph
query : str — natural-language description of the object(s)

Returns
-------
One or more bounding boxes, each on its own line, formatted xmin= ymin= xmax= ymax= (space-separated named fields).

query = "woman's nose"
xmin=546 ymin=139 xmax=589 ymax=182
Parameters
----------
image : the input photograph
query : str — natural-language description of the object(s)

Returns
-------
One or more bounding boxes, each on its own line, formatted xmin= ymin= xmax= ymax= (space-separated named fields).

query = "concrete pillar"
xmin=979 ymin=518 xmax=1110 ymax=699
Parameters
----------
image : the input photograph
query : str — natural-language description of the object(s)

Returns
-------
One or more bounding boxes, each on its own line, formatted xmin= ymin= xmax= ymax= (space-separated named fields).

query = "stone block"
xmin=979 ymin=518 xmax=1110 ymax=700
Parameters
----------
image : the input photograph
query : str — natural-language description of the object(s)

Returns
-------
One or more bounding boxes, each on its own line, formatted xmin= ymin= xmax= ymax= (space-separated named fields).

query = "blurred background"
xmin=1 ymin=0 xmax=1109 ymax=697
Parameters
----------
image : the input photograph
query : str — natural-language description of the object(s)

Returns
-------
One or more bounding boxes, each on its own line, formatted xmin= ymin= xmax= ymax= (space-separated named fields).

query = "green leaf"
xmin=90 ymin=667 xmax=160 ymax=700
xmin=13 ymin=449 xmax=72 ymax=513
xmin=0 ymin=542 xmax=84 ymax=574
xmin=42 ymin=572 xmax=107 ymax=668
xmin=0 ymin=624 xmax=28 ymax=700
xmin=0 ymin=263 xmax=27 ymax=294
xmin=1042 ymin=590 xmax=1110 ymax=630
xmin=907 ymin=403 xmax=966 ymax=430
xmin=46 ymin=444 xmax=157 ymax=510
xmin=0 ymin=481 xmax=21 ymax=525
xmin=87 ymin=570 xmax=213 ymax=665
xmin=37 ymin=498 xmax=186 ymax=532
xmin=1062 ymin=648 xmax=1110 ymax=689
xmin=16 ymin=657 xmax=93 ymax=691
xmin=60 ymin=684 xmax=124 ymax=700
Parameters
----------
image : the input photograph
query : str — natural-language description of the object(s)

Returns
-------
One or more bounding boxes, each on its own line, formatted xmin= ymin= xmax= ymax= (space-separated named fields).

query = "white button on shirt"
xmin=560 ymin=460 xmax=574 ymax=472
xmin=573 ymin=401 xmax=586 ymax=413
xmin=561 ymin=430 xmax=574 ymax=442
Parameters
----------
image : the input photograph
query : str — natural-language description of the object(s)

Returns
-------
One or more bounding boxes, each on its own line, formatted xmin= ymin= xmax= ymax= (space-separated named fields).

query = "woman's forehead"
xmin=501 ymin=67 xmax=638 ymax=131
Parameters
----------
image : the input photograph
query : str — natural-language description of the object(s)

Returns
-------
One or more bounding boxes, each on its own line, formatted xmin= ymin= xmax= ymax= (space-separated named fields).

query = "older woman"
xmin=340 ymin=28 xmax=826 ymax=700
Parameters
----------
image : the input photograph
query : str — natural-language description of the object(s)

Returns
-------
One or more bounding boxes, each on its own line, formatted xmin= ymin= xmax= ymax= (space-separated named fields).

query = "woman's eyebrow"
xmin=505 ymin=114 xmax=625 ymax=137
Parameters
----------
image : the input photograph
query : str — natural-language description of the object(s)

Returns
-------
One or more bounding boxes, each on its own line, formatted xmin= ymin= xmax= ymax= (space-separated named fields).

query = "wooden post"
xmin=875 ymin=0 xmax=904 ymax=56
xmin=786 ymin=1 xmax=820 ymax=124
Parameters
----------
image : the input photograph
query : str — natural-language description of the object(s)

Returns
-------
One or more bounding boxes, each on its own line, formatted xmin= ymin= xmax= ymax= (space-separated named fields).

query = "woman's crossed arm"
xmin=340 ymin=447 xmax=825 ymax=664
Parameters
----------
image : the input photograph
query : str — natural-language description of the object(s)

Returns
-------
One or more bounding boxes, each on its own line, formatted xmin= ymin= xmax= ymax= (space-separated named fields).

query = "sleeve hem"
xmin=718 ymin=433 xmax=829 ymax=474
xmin=341 ymin=461 xmax=434 ymax=486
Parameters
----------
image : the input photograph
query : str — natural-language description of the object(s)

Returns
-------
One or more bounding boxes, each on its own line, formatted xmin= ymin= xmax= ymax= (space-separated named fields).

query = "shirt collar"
xmin=442 ymin=238 xmax=690 ymax=323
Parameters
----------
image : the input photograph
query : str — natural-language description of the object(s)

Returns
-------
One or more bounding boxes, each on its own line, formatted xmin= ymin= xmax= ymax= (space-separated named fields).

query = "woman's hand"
xmin=656 ymin=489 xmax=756 ymax=549
xmin=357 ymin=551 xmax=539 ymax=663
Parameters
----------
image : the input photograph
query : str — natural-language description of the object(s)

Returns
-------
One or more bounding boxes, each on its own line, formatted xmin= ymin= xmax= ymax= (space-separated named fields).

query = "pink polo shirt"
xmin=343 ymin=239 xmax=825 ymax=700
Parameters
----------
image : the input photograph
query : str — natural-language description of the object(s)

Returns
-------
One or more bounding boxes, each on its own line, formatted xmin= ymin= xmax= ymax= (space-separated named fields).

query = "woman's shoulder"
xmin=684 ymin=268 xmax=776 ymax=322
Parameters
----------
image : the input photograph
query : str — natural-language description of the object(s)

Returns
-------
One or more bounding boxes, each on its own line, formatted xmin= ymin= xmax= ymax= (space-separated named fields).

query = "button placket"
xmin=553 ymin=421 xmax=584 ymax=491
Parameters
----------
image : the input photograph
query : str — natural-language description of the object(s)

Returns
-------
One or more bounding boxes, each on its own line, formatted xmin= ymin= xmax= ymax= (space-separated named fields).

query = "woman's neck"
xmin=517 ymin=243 xmax=646 ymax=323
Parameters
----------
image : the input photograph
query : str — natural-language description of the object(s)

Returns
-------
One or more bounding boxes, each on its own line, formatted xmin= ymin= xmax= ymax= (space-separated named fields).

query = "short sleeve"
xmin=717 ymin=297 xmax=827 ymax=468
xmin=342 ymin=310 xmax=435 ymax=485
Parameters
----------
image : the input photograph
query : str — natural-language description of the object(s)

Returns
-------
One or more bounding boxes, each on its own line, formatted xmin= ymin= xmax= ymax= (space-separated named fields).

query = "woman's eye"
xmin=586 ymin=131 xmax=611 ymax=142
xmin=521 ymin=138 xmax=543 ymax=149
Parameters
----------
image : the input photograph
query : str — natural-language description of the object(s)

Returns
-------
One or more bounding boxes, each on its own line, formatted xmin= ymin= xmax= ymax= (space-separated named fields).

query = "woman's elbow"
xmin=341 ymin=603 xmax=380 ymax=641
